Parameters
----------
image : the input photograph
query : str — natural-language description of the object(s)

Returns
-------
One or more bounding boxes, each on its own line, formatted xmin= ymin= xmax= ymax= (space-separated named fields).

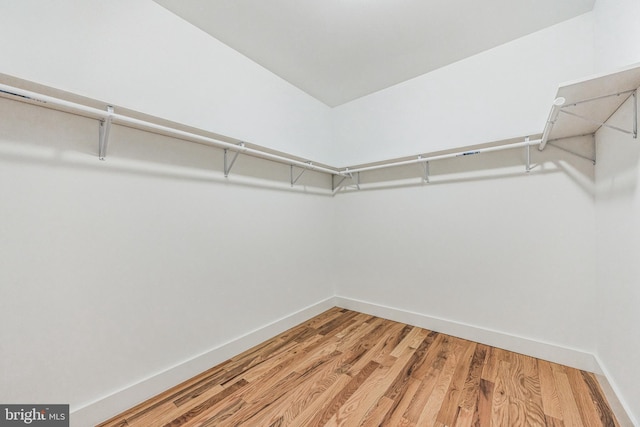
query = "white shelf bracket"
xmin=332 ymin=168 xmax=350 ymax=191
xmin=525 ymin=136 xmax=531 ymax=173
xmin=98 ymin=105 xmax=114 ymax=160
xmin=633 ymin=89 xmax=637 ymax=139
xmin=547 ymin=141 xmax=596 ymax=164
xmin=290 ymin=162 xmax=311 ymax=187
xmin=539 ymin=97 xmax=565 ymax=151
xmin=224 ymin=142 xmax=245 ymax=177
xmin=332 ymin=174 xmax=347 ymax=191
xmin=419 ymin=156 xmax=430 ymax=183
xmin=559 ymin=109 xmax=635 ymax=137
xmin=356 ymin=172 xmax=361 ymax=190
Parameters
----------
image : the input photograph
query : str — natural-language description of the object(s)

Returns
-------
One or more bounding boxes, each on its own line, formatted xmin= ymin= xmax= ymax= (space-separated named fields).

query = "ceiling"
xmin=155 ymin=0 xmax=595 ymax=107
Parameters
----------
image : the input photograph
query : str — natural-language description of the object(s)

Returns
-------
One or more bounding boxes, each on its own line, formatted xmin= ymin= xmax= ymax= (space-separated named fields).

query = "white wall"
xmin=2 ymin=1 xmax=636 ymax=424
xmin=0 ymin=0 xmax=333 ymax=163
xmin=331 ymin=13 xmax=595 ymax=166
xmin=593 ymin=0 xmax=640 ymax=72
xmin=591 ymin=1 xmax=640 ymax=423
xmin=333 ymin=147 xmax=598 ymax=358
xmin=594 ymin=91 xmax=640 ymax=424
xmin=0 ymin=0 xmax=597 ymax=167
xmin=0 ymin=97 xmax=335 ymax=417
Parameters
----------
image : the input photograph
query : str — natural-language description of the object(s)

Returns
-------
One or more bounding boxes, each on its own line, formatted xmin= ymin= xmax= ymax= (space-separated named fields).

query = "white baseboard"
xmin=593 ymin=355 xmax=638 ymax=427
xmin=335 ymin=296 xmax=637 ymax=425
xmin=72 ymin=295 xmax=635 ymax=427
xmin=71 ymin=297 xmax=337 ymax=427
xmin=334 ymin=296 xmax=599 ymax=372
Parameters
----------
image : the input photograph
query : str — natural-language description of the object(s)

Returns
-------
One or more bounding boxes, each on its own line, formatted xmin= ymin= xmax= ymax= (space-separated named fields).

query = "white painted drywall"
xmin=594 ymin=96 xmax=640 ymax=424
xmin=0 ymin=0 xmax=333 ymax=163
xmin=591 ymin=1 xmax=640 ymax=422
xmin=0 ymin=97 xmax=335 ymax=415
xmin=333 ymin=146 xmax=597 ymax=357
xmin=593 ymin=0 xmax=640 ymax=72
xmin=331 ymin=13 xmax=595 ymax=166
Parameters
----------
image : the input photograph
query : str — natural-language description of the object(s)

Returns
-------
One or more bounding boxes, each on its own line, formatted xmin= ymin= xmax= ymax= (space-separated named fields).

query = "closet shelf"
xmin=0 ymin=74 xmax=539 ymax=187
xmin=540 ymin=63 xmax=640 ymax=150
xmin=2 ymin=65 xmax=640 ymax=189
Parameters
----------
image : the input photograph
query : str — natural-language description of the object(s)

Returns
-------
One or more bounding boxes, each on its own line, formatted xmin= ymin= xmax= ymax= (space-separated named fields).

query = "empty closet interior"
xmin=1 ymin=1 xmax=639 ymax=426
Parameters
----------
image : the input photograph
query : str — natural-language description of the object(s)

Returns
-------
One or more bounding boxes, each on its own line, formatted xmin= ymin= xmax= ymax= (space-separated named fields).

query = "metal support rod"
xmin=98 ymin=105 xmax=113 ymax=160
xmin=332 ymin=174 xmax=348 ymax=191
xmin=525 ymin=136 xmax=531 ymax=172
xmin=356 ymin=172 xmax=360 ymax=190
xmin=548 ymin=141 xmax=596 ymax=164
xmin=539 ymin=97 xmax=566 ymax=151
xmin=419 ymin=156 xmax=430 ymax=183
xmin=224 ymin=143 xmax=244 ymax=177
xmin=0 ymin=83 xmax=342 ymax=176
xmin=290 ymin=163 xmax=309 ymax=187
xmin=547 ymin=142 xmax=596 ymax=164
xmin=563 ymin=89 xmax=636 ymax=107
xmin=341 ymin=138 xmax=541 ymax=175
xmin=633 ymin=90 xmax=637 ymax=139
xmin=559 ymin=109 xmax=634 ymax=136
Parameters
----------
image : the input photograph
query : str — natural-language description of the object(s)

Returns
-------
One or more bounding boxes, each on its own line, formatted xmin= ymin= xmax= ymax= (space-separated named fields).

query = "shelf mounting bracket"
xmin=559 ymin=109 xmax=636 ymax=137
xmin=547 ymin=140 xmax=596 ymax=164
xmin=98 ymin=105 xmax=114 ymax=160
xmin=332 ymin=168 xmax=350 ymax=191
xmin=633 ymin=89 xmax=637 ymax=139
xmin=224 ymin=142 xmax=245 ymax=177
xmin=419 ymin=156 xmax=430 ymax=183
xmin=290 ymin=162 xmax=311 ymax=187
xmin=525 ymin=136 xmax=531 ymax=173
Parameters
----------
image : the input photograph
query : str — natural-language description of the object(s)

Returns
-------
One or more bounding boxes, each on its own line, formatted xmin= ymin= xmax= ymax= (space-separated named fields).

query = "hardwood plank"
xmin=547 ymin=414 xmax=567 ymax=427
xmin=410 ymin=333 xmax=448 ymax=380
xmin=305 ymin=360 xmax=380 ymax=426
xmin=436 ymin=340 xmax=477 ymax=426
xmin=382 ymin=329 xmax=437 ymax=409
xmin=458 ymin=343 xmax=489 ymax=410
xmin=195 ymin=398 xmax=245 ymax=427
xmin=579 ymin=371 xmax=619 ymax=427
xmin=481 ymin=346 xmax=508 ymax=383
xmin=414 ymin=340 xmax=463 ymax=426
xmin=508 ymin=352 xmax=546 ymax=426
xmin=237 ymin=352 xmax=346 ymax=426
xmin=553 ymin=364 xmax=585 ymax=427
xmin=491 ymin=360 xmax=511 ymax=426
xmin=162 ymin=379 xmax=248 ymax=426
xmin=380 ymin=376 xmax=422 ymax=426
xmin=476 ymin=378 xmax=495 ymax=427
xmin=285 ymin=373 xmax=353 ymax=426
xmin=360 ymin=396 xmax=395 ymax=426
xmin=454 ymin=406 xmax=475 ymax=427
xmin=539 ymin=359 xmax=565 ymax=420
xmin=329 ymin=342 xmax=423 ymax=426
xmin=96 ymin=308 xmax=620 ymax=427
xmin=566 ymin=368 xmax=605 ymax=427
xmin=402 ymin=366 xmax=441 ymax=425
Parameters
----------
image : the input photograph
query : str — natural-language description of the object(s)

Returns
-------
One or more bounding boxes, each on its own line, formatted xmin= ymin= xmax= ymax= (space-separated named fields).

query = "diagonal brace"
xmin=290 ymin=162 xmax=311 ymax=187
xmin=560 ymin=109 xmax=635 ymax=136
xmin=224 ymin=142 xmax=245 ymax=177
xmin=98 ymin=105 xmax=114 ymax=160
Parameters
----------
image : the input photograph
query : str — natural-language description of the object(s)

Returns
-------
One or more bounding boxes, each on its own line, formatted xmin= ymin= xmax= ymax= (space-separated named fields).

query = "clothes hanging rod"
xmin=340 ymin=139 xmax=541 ymax=174
xmin=538 ymin=97 xmax=566 ymax=151
xmin=0 ymin=83 xmax=342 ymax=176
xmin=0 ymin=82 xmax=541 ymax=179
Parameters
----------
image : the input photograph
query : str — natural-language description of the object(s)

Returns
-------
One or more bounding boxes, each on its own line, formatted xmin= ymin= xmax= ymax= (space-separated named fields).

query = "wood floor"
xmin=97 ymin=308 xmax=619 ymax=427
